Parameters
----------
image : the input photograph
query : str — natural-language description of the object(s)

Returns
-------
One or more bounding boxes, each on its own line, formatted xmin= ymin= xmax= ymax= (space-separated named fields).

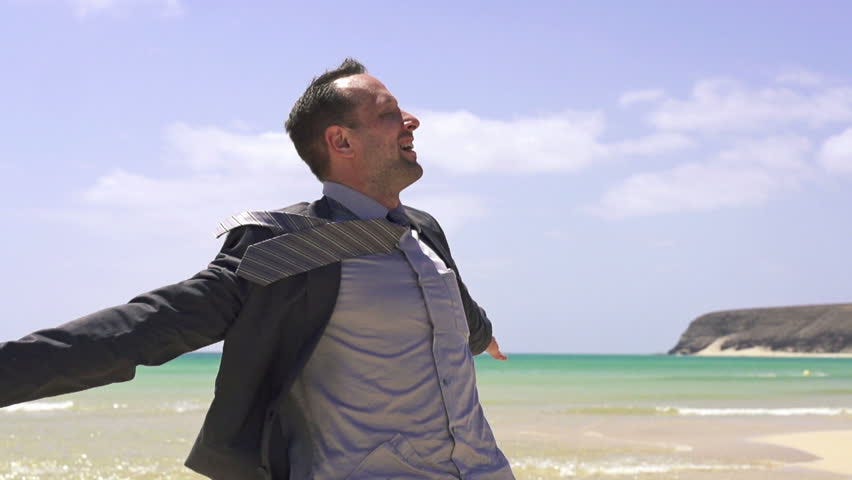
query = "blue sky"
xmin=2 ymin=0 xmax=852 ymax=353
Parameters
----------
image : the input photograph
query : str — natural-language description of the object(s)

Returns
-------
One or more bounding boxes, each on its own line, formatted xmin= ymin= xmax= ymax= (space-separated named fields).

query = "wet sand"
xmin=484 ymin=402 xmax=852 ymax=479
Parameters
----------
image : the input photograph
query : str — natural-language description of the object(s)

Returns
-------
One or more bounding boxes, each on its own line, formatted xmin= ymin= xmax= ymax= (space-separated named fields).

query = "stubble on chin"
xmin=369 ymin=157 xmax=423 ymax=197
xmin=396 ymin=156 xmax=423 ymax=190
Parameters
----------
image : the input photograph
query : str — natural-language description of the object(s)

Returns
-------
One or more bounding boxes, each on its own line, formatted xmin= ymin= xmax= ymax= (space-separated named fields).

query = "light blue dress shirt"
xmin=287 ymin=182 xmax=514 ymax=479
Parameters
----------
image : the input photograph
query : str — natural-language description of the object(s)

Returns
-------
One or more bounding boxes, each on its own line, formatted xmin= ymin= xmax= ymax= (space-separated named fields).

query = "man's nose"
xmin=402 ymin=110 xmax=420 ymax=131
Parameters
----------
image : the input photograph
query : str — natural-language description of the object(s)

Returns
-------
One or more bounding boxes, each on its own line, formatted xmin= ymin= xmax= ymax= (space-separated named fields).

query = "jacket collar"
xmin=304 ymin=196 xmax=447 ymax=264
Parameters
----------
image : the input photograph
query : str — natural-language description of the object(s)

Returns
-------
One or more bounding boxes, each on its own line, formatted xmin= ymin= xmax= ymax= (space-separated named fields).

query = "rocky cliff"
xmin=669 ymin=303 xmax=852 ymax=355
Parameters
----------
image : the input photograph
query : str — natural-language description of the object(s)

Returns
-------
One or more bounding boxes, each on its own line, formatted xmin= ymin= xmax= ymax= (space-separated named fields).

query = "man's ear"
xmin=325 ymin=125 xmax=354 ymax=158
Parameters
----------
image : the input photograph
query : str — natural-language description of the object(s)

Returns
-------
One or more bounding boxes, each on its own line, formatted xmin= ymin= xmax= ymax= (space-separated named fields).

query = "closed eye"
xmin=382 ymin=109 xmax=403 ymax=121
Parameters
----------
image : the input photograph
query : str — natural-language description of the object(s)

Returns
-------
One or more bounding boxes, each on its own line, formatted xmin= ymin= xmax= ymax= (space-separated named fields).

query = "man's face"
xmin=334 ymin=74 xmax=422 ymax=194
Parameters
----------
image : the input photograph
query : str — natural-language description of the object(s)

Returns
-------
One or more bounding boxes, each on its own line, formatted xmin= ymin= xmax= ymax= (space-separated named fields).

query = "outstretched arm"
xmin=0 ymin=226 xmax=266 ymax=408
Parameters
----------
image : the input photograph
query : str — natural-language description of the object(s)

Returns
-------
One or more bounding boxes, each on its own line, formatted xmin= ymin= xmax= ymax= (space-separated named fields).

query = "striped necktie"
xmin=236 ymin=215 xmax=408 ymax=286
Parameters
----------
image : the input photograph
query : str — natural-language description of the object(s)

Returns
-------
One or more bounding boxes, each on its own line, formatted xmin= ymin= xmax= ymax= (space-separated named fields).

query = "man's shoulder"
xmin=401 ymin=205 xmax=441 ymax=231
xmin=214 ymin=201 xmax=323 ymax=239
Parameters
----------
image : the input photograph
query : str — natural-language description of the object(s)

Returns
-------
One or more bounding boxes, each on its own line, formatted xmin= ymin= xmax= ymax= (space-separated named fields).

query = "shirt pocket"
xmin=440 ymin=270 xmax=471 ymax=338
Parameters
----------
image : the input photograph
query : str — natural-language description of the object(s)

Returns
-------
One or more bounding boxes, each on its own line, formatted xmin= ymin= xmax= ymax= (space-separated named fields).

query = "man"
xmin=0 ymin=58 xmax=514 ymax=479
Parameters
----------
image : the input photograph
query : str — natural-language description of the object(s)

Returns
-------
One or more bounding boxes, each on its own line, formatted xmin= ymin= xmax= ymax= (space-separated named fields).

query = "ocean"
xmin=2 ymin=354 xmax=851 ymax=479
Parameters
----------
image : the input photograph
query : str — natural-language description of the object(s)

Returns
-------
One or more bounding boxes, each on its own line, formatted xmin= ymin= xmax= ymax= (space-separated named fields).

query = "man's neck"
xmin=323 ymin=179 xmax=400 ymax=210
xmin=322 ymin=182 xmax=394 ymax=221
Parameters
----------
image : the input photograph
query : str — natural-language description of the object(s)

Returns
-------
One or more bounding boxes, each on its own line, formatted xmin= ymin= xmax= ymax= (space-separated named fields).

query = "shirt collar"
xmin=322 ymin=182 xmax=389 ymax=220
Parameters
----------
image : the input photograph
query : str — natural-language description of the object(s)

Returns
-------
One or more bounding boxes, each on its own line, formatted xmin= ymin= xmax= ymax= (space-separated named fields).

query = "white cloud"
xmin=69 ymin=0 xmax=182 ymax=18
xmin=619 ymin=89 xmax=666 ymax=107
xmin=164 ymin=123 xmax=302 ymax=173
xmin=595 ymin=72 xmax=852 ymax=218
xmin=589 ymin=163 xmax=775 ymax=218
xmin=648 ymin=78 xmax=852 ymax=133
xmin=415 ymin=110 xmax=693 ymax=174
xmin=45 ymin=124 xmax=317 ymax=237
xmin=416 ymin=110 xmax=608 ymax=174
xmin=52 ymin=168 xmax=317 ymax=239
xmin=587 ymin=136 xmax=813 ymax=219
xmin=819 ymin=127 xmax=852 ymax=173
xmin=38 ymin=123 xmax=331 ymax=242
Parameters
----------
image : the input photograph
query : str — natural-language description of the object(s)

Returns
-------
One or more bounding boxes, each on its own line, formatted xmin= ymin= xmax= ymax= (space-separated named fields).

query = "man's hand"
xmin=485 ymin=336 xmax=508 ymax=361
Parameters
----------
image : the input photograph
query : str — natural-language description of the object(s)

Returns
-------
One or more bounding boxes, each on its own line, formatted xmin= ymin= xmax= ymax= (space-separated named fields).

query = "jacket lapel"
xmin=405 ymin=212 xmax=454 ymax=268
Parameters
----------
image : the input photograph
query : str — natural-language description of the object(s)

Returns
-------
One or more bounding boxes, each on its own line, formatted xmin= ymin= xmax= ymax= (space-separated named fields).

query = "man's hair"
xmin=285 ymin=58 xmax=367 ymax=180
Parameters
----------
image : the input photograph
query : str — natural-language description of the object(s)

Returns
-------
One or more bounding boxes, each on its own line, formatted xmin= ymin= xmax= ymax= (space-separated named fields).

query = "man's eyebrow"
xmin=376 ymin=95 xmax=399 ymax=107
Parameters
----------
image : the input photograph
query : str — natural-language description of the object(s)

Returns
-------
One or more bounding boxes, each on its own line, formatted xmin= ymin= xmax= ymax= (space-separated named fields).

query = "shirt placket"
xmin=398 ymin=231 xmax=470 ymax=477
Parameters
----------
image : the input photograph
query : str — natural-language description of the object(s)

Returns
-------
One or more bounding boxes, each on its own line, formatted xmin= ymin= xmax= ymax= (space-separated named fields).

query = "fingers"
xmin=490 ymin=349 xmax=508 ymax=361
xmin=487 ymin=336 xmax=508 ymax=361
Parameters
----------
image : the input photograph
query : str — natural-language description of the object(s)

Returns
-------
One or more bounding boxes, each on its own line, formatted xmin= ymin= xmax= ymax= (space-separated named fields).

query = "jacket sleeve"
xmin=421 ymin=215 xmax=494 ymax=356
xmin=456 ymin=270 xmax=494 ymax=356
xmin=0 ymin=226 xmax=267 ymax=408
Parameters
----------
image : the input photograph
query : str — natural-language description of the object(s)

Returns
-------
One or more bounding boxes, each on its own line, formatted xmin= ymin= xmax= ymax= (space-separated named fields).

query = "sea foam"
xmin=511 ymin=456 xmax=762 ymax=477
xmin=1 ymin=401 xmax=74 ymax=413
xmin=658 ymin=406 xmax=851 ymax=416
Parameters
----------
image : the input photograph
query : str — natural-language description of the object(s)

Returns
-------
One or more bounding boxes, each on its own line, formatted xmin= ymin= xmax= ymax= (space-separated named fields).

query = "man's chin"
xmin=396 ymin=161 xmax=424 ymax=190
xmin=398 ymin=154 xmax=422 ymax=171
xmin=409 ymin=160 xmax=424 ymax=179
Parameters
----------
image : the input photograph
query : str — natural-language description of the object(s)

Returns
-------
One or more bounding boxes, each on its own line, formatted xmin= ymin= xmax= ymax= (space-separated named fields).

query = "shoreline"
xmin=692 ymin=337 xmax=852 ymax=358
xmin=752 ymin=430 xmax=852 ymax=477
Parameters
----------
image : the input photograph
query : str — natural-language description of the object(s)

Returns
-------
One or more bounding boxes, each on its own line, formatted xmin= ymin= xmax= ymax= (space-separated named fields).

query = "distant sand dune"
xmin=695 ymin=336 xmax=852 ymax=358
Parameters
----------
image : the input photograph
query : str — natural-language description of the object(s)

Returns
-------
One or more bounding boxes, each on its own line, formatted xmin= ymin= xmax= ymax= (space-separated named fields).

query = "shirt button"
xmin=442 ymin=378 xmax=450 ymax=386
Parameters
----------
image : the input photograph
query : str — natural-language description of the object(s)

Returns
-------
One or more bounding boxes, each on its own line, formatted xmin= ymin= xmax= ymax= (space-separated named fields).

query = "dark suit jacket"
xmin=0 ymin=197 xmax=494 ymax=479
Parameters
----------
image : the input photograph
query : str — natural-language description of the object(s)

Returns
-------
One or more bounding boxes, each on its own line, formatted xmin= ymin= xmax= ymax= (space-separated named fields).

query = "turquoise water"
xmin=2 ymin=354 xmax=852 ymax=479
xmin=51 ymin=352 xmax=852 ymax=409
xmin=475 ymin=354 xmax=852 ymax=409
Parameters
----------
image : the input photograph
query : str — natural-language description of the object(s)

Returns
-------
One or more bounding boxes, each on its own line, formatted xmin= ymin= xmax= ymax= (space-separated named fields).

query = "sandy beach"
xmin=752 ymin=430 xmax=852 ymax=477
